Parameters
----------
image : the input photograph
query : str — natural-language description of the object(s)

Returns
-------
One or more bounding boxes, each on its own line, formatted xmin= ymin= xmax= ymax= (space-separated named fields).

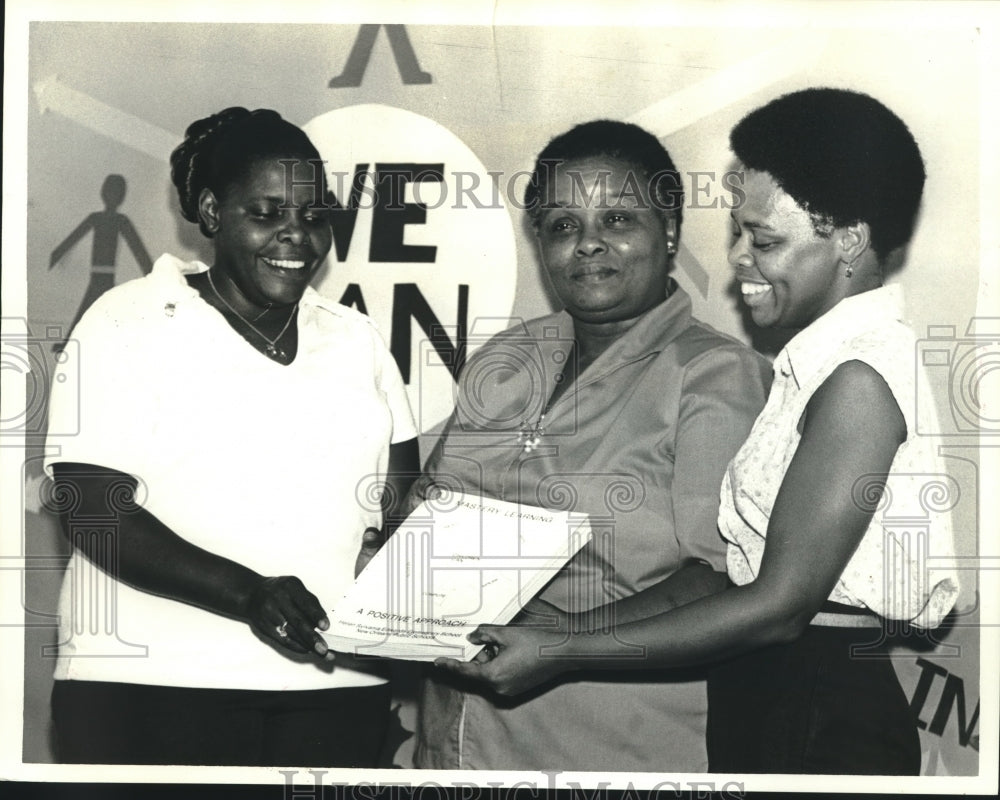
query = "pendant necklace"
xmin=516 ymin=416 xmax=546 ymax=454
xmin=517 ymin=343 xmax=576 ymax=454
xmin=206 ymin=270 xmax=297 ymax=360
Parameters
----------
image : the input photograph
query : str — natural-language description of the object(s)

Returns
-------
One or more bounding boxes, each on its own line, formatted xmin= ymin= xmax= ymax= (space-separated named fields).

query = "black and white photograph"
xmin=2 ymin=1 xmax=997 ymax=797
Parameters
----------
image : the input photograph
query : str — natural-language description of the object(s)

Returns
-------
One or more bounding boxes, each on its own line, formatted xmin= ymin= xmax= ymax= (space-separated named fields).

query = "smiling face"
xmin=200 ymin=154 xmax=332 ymax=312
xmin=535 ymin=157 xmax=677 ymax=327
xmin=729 ymin=169 xmax=849 ymax=330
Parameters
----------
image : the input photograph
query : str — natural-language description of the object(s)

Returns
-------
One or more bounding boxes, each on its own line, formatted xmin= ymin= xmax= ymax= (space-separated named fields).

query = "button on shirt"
xmin=719 ymin=285 xmax=959 ymax=628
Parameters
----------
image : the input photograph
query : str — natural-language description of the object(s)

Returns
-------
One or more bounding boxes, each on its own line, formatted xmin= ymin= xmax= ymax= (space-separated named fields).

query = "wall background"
xmin=3 ymin=2 xmax=993 ymax=788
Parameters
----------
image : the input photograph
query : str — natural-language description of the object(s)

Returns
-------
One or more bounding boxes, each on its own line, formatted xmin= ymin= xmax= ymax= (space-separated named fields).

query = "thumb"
xmin=354 ymin=527 xmax=385 ymax=578
xmin=467 ymin=625 xmax=504 ymax=646
xmin=360 ymin=527 xmax=383 ymax=549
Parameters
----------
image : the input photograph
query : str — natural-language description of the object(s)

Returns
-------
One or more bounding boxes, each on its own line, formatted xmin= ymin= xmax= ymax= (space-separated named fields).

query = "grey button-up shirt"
xmin=412 ymin=284 xmax=771 ymax=771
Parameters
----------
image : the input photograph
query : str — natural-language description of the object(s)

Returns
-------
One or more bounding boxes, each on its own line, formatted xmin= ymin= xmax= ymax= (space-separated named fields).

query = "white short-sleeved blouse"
xmin=44 ymin=254 xmax=417 ymax=690
xmin=719 ymin=285 xmax=959 ymax=629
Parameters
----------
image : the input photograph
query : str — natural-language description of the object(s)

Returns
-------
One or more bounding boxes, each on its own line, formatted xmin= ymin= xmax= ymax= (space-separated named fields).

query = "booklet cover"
xmin=320 ymin=492 xmax=593 ymax=661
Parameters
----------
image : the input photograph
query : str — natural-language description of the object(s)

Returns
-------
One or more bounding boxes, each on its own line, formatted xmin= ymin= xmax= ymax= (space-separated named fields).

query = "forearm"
xmin=445 ymin=577 xmax=810 ymax=696
xmin=355 ymin=440 xmax=421 ymax=577
xmin=548 ymin=580 xmax=802 ymax=672
xmin=72 ymin=510 xmax=264 ymax=620
xmin=382 ymin=438 xmax=420 ymax=535
xmin=569 ymin=560 xmax=730 ymax=628
xmin=54 ymin=464 xmax=264 ymax=621
xmin=53 ymin=462 xmax=332 ymax=659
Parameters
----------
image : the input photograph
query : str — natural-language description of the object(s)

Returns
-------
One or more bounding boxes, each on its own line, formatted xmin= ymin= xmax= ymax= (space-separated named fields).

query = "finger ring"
xmin=276 ymin=621 xmax=289 ymax=638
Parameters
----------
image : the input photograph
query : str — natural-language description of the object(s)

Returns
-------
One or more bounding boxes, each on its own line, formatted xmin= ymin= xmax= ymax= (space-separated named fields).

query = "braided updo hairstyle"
xmin=170 ymin=107 xmax=322 ymax=238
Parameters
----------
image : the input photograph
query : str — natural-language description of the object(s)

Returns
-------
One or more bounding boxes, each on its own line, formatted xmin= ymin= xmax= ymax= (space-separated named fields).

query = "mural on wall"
xmin=306 ymin=102 xmax=518 ymax=432
xmin=329 ymin=24 xmax=433 ymax=87
xmin=48 ymin=174 xmax=152 ymax=351
xmin=7 ymin=13 xmax=990 ymax=786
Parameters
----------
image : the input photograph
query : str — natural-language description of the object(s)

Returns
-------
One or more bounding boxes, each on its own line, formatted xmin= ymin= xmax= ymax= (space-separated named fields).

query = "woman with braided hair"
xmin=44 ymin=107 xmax=418 ymax=766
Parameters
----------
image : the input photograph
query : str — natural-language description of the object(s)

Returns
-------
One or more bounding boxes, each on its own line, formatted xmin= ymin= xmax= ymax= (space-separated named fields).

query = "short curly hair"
xmin=730 ymin=88 xmax=925 ymax=259
xmin=523 ymin=120 xmax=684 ymax=231
xmin=169 ymin=107 xmax=322 ymax=238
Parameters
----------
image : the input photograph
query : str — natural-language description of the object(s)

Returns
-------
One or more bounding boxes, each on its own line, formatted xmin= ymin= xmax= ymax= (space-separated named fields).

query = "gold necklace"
xmin=206 ymin=270 xmax=297 ymax=360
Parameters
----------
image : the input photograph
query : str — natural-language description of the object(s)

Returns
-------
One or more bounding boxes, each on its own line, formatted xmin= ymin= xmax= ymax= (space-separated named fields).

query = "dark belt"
xmin=809 ymin=600 xmax=882 ymax=628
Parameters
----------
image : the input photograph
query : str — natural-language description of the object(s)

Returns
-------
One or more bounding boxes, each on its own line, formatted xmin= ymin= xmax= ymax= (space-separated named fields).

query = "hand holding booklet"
xmin=320 ymin=493 xmax=592 ymax=661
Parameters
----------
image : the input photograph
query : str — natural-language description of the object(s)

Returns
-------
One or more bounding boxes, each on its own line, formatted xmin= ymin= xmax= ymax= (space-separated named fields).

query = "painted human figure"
xmin=50 ymin=174 xmax=152 ymax=347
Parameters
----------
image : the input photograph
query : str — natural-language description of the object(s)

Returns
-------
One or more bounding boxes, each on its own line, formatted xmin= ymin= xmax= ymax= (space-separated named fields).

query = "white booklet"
xmin=320 ymin=492 xmax=592 ymax=661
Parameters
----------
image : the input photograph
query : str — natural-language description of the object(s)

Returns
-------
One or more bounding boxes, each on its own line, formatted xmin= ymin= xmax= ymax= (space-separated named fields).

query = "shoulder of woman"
xmin=73 ymin=270 xmax=167 ymax=331
xmin=809 ymin=359 xmax=906 ymax=443
xmin=676 ymin=316 xmax=768 ymax=362
xmin=849 ymin=316 xmax=917 ymax=351
xmin=828 ymin=320 xmax=916 ymax=397
xmin=302 ymin=288 xmax=381 ymax=330
xmin=672 ymin=322 xmax=772 ymax=388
